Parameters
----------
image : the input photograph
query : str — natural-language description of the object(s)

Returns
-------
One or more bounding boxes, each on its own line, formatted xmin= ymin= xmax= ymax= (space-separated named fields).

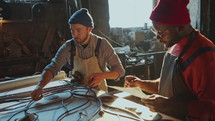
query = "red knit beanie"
xmin=150 ymin=0 xmax=190 ymax=26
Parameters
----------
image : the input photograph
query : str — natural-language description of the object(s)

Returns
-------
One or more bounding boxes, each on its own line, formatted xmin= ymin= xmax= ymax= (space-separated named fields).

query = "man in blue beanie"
xmin=31 ymin=8 xmax=125 ymax=101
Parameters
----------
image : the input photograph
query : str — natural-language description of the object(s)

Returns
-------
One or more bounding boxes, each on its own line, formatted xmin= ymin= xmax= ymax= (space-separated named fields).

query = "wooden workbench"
xmin=0 ymin=73 xmax=182 ymax=121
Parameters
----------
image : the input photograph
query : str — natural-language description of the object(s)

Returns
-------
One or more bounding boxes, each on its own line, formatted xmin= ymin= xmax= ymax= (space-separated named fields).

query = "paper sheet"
xmin=108 ymin=86 xmax=148 ymax=98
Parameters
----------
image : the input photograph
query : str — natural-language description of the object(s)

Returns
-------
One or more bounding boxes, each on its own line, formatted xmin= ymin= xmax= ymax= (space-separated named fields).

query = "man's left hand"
xmin=141 ymin=94 xmax=169 ymax=112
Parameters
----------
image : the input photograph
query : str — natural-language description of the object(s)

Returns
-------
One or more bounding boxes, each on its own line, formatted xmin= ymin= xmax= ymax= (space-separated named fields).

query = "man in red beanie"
xmin=124 ymin=0 xmax=215 ymax=120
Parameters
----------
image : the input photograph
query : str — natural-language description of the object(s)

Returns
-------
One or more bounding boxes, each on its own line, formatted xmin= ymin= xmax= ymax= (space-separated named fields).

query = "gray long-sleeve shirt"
xmin=44 ymin=33 xmax=125 ymax=79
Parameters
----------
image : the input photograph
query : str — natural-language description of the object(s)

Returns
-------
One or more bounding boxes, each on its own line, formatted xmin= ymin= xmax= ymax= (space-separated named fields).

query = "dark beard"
xmin=80 ymin=34 xmax=90 ymax=45
xmin=168 ymin=39 xmax=181 ymax=48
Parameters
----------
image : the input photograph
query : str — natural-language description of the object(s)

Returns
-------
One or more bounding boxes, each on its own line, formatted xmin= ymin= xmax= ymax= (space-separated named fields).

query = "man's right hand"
xmin=124 ymin=75 xmax=142 ymax=88
xmin=31 ymin=86 xmax=43 ymax=101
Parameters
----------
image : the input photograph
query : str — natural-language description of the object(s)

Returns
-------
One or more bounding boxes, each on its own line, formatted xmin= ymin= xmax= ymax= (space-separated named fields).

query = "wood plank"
xmin=42 ymin=27 xmax=56 ymax=54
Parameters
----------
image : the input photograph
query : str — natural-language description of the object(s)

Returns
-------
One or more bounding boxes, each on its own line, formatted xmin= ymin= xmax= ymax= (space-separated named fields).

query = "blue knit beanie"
xmin=68 ymin=8 xmax=94 ymax=28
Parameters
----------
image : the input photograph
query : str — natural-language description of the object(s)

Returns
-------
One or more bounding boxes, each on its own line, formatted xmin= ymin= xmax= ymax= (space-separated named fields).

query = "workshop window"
xmin=108 ymin=0 xmax=153 ymax=28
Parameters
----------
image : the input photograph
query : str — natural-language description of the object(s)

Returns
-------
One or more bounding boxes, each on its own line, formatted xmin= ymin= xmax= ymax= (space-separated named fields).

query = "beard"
xmin=74 ymin=34 xmax=89 ymax=45
xmin=164 ymin=33 xmax=181 ymax=48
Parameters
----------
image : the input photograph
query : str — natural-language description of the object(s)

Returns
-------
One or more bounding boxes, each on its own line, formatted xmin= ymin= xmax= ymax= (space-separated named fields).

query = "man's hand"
xmin=124 ymin=75 xmax=142 ymax=87
xmin=31 ymin=86 xmax=43 ymax=101
xmin=141 ymin=94 xmax=169 ymax=112
xmin=141 ymin=94 xmax=188 ymax=116
xmin=87 ymin=73 xmax=104 ymax=88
